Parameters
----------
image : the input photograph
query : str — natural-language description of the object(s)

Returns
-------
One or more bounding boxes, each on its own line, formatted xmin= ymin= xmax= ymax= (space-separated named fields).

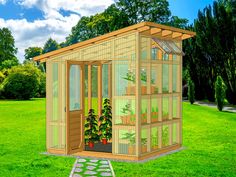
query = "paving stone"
xmin=75 ymin=163 xmax=83 ymax=167
xmin=84 ymin=170 xmax=97 ymax=175
xmin=100 ymin=165 xmax=110 ymax=168
xmin=72 ymin=174 xmax=82 ymax=177
xmin=78 ymin=158 xmax=86 ymax=162
xmin=97 ymin=168 xmax=111 ymax=172
xmin=100 ymin=160 xmax=109 ymax=164
xmin=86 ymin=162 xmax=98 ymax=166
xmin=101 ymin=172 xmax=112 ymax=176
xmin=90 ymin=159 xmax=99 ymax=162
xmin=86 ymin=165 xmax=96 ymax=170
xmin=74 ymin=168 xmax=83 ymax=173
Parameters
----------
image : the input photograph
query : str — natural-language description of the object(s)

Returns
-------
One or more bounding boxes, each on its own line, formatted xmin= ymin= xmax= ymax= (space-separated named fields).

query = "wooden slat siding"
xmin=88 ymin=65 xmax=92 ymax=110
xmin=179 ymin=42 xmax=183 ymax=145
xmin=97 ymin=64 xmax=102 ymax=116
xmin=66 ymin=61 xmax=70 ymax=154
xmin=147 ymin=37 xmax=152 ymax=153
xmin=34 ymin=22 xmax=195 ymax=62
xmin=169 ymin=124 xmax=173 ymax=146
xmin=59 ymin=62 xmax=63 ymax=148
xmin=46 ymin=61 xmax=51 ymax=149
xmin=108 ymin=63 xmax=112 ymax=103
xmin=135 ymin=32 xmax=141 ymax=157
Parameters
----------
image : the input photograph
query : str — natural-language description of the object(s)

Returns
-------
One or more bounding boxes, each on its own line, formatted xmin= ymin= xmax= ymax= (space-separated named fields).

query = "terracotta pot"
xmin=88 ymin=141 xmax=94 ymax=148
xmin=151 ymin=86 xmax=158 ymax=94
xmin=141 ymin=86 xmax=147 ymax=94
xmin=129 ymin=114 xmax=136 ymax=125
xmin=141 ymin=145 xmax=147 ymax=153
xmin=121 ymin=116 xmax=127 ymax=124
xmin=151 ymin=112 xmax=158 ymax=122
xmin=141 ymin=113 xmax=147 ymax=124
xmin=126 ymin=86 xmax=135 ymax=95
xmin=162 ymin=114 xmax=169 ymax=121
xmin=102 ymin=138 xmax=107 ymax=145
xmin=128 ymin=145 xmax=135 ymax=155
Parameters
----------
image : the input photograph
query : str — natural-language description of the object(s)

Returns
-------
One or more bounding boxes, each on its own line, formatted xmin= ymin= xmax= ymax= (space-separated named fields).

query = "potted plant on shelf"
xmin=151 ymin=107 xmax=158 ymax=122
xmin=162 ymin=126 xmax=169 ymax=147
xmin=129 ymin=110 xmax=136 ymax=125
xmin=99 ymin=99 xmax=112 ymax=145
xmin=123 ymin=70 xmax=135 ymax=95
xmin=162 ymin=111 xmax=169 ymax=121
xmin=85 ymin=109 xmax=99 ymax=148
xmin=121 ymin=103 xmax=131 ymax=124
xmin=151 ymin=134 xmax=158 ymax=150
xmin=141 ymin=138 xmax=147 ymax=153
xmin=141 ymin=108 xmax=147 ymax=124
xmin=122 ymin=132 xmax=136 ymax=155
xmin=162 ymin=87 xmax=169 ymax=93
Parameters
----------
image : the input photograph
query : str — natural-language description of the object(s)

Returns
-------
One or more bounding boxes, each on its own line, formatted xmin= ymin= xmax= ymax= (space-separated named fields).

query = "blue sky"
xmin=0 ymin=0 xmax=214 ymax=62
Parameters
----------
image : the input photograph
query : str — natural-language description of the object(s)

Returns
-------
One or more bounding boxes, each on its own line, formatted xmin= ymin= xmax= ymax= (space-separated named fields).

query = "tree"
xmin=167 ymin=16 xmax=189 ymax=28
xmin=1 ymin=63 xmax=41 ymax=100
xmin=184 ymin=1 xmax=236 ymax=104
xmin=115 ymin=0 xmax=171 ymax=24
xmin=215 ymin=76 xmax=227 ymax=111
xmin=188 ymin=79 xmax=195 ymax=104
xmin=0 ymin=27 xmax=18 ymax=70
xmin=24 ymin=47 xmax=42 ymax=61
xmin=42 ymin=38 xmax=59 ymax=54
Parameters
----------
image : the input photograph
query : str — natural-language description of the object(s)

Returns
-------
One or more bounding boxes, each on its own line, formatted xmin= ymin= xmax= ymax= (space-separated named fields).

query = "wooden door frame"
xmin=66 ymin=61 xmax=85 ymax=154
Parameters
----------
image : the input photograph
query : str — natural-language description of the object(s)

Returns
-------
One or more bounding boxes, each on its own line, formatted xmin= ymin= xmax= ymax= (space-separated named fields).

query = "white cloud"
xmin=0 ymin=0 xmax=7 ymax=5
xmin=17 ymin=0 xmax=114 ymax=19
xmin=0 ymin=0 xmax=114 ymax=62
xmin=0 ymin=14 xmax=81 ymax=62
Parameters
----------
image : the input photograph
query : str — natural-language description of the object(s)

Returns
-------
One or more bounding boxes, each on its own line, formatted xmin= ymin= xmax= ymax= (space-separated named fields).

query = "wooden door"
xmin=66 ymin=62 xmax=84 ymax=154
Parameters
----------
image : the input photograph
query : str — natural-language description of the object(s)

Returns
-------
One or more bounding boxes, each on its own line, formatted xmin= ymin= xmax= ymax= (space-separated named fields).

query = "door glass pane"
xmin=70 ymin=65 xmax=81 ymax=111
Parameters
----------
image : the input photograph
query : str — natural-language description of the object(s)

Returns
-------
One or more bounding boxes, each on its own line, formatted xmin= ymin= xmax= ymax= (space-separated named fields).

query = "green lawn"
xmin=0 ymin=99 xmax=236 ymax=177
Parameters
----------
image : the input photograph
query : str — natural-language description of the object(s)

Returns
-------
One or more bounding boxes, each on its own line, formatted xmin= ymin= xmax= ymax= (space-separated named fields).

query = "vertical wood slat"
xmin=108 ymin=63 xmax=112 ymax=104
xmin=158 ymin=126 xmax=162 ymax=149
xmin=88 ymin=65 xmax=92 ymax=110
xmin=97 ymin=64 xmax=102 ymax=116
xmin=81 ymin=64 xmax=85 ymax=150
xmin=111 ymin=38 xmax=116 ymax=154
xmin=46 ymin=61 xmax=52 ymax=149
xmin=147 ymin=37 xmax=151 ymax=152
xmin=179 ymin=42 xmax=183 ymax=145
xmin=66 ymin=61 xmax=69 ymax=154
xmin=135 ymin=32 xmax=141 ymax=157
xmin=58 ymin=62 xmax=62 ymax=147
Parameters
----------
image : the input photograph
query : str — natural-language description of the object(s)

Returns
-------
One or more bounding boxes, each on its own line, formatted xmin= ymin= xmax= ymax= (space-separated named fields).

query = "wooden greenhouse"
xmin=34 ymin=22 xmax=195 ymax=161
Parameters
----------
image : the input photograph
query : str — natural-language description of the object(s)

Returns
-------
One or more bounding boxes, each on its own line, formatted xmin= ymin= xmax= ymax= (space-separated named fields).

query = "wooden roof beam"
xmin=137 ymin=26 xmax=150 ymax=32
xmin=182 ymin=34 xmax=191 ymax=40
xmin=150 ymin=28 xmax=162 ymax=35
xmin=172 ymin=32 xmax=183 ymax=39
xmin=162 ymin=30 xmax=172 ymax=37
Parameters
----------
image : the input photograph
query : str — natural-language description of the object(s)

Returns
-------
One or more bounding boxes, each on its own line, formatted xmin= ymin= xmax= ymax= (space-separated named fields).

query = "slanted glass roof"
xmin=153 ymin=38 xmax=184 ymax=55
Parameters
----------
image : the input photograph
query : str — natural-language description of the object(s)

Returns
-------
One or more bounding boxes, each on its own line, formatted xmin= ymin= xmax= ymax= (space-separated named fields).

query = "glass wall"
xmin=47 ymin=61 xmax=66 ymax=151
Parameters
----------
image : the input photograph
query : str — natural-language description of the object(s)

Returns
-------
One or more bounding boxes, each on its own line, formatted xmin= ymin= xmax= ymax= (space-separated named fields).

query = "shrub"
xmin=1 ymin=63 xmax=41 ymax=100
xmin=37 ymin=72 xmax=46 ymax=98
xmin=188 ymin=79 xmax=195 ymax=104
xmin=215 ymin=76 xmax=227 ymax=111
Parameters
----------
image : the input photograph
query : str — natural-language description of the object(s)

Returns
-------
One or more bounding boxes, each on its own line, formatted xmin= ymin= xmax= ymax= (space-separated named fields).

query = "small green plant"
xmin=141 ymin=138 xmax=147 ymax=145
xmin=123 ymin=70 xmax=135 ymax=83
xmin=99 ymin=99 xmax=112 ymax=141
xmin=121 ymin=103 xmax=131 ymax=115
xmin=85 ymin=109 xmax=99 ymax=144
xmin=162 ymin=126 xmax=169 ymax=146
xmin=122 ymin=132 xmax=136 ymax=145
xmin=215 ymin=76 xmax=227 ymax=111
xmin=188 ymin=79 xmax=195 ymax=104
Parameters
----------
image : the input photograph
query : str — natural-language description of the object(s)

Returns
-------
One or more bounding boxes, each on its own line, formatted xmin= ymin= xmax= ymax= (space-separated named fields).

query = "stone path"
xmin=195 ymin=101 xmax=236 ymax=113
xmin=70 ymin=158 xmax=115 ymax=177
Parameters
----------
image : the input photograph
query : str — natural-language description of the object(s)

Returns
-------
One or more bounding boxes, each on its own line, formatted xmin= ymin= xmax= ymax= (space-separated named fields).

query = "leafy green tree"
xmin=188 ymin=79 xmax=195 ymax=104
xmin=1 ymin=63 xmax=41 ymax=100
xmin=42 ymin=38 xmax=59 ymax=54
xmin=24 ymin=47 xmax=42 ymax=61
xmin=0 ymin=27 xmax=18 ymax=70
xmin=167 ymin=16 xmax=189 ymax=28
xmin=115 ymin=0 xmax=171 ymax=24
xmin=215 ymin=76 xmax=227 ymax=111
